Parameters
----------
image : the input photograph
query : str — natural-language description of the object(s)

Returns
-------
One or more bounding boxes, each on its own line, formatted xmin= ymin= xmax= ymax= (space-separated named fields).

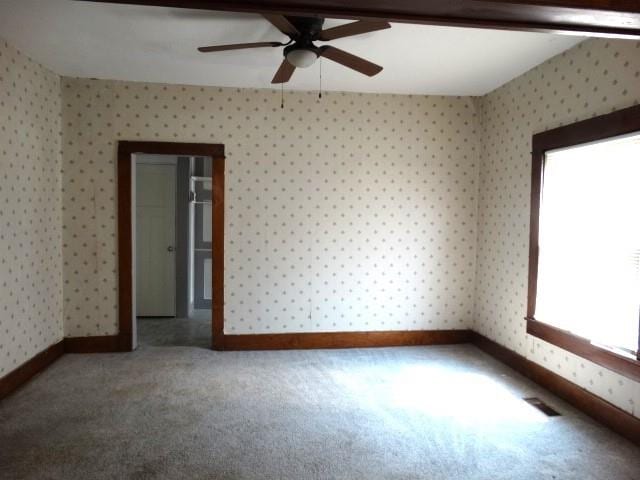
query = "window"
xmin=527 ymin=105 xmax=640 ymax=381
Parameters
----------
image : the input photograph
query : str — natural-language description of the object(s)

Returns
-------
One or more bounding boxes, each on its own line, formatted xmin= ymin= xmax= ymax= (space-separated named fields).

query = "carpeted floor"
xmin=0 ymin=345 xmax=638 ymax=480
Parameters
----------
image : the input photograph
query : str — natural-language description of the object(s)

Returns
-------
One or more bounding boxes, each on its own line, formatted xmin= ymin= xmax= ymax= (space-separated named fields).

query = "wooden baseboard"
xmin=470 ymin=332 xmax=640 ymax=445
xmin=221 ymin=329 xmax=472 ymax=350
xmin=0 ymin=340 xmax=64 ymax=401
xmin=64 ymin=335 xmax=126 ymax=353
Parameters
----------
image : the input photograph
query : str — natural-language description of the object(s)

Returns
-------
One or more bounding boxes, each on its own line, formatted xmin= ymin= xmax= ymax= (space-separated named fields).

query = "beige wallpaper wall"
xmin=0 ymin=39 xmax=63 ymax=376
xmin=61 ymin=81 xmax=480 ymax=336
xmin=3 ymin=32 xmax=638 ymax=421
xmin=474 ymin=38 xmax=640 ymax=417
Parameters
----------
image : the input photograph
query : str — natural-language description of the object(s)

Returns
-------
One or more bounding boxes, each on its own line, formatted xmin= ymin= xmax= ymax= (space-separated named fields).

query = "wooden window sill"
xmin=526 ymin=318 xmax=640 ymax=383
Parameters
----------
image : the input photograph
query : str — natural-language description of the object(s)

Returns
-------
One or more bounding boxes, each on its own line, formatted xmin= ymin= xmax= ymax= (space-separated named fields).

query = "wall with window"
xmin=61 ymin=80 xmax=480 ymax=336
xmin=474 ymin=38 xmax=640 ymax=417
xmin=0 ymin=39 xmax=63 ymax=376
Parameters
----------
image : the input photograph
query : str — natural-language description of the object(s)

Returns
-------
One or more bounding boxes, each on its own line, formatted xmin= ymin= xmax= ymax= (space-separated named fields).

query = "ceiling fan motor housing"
xmin=283 ymin=17 xmax=325 ymax=68
xmin=289 ymin=16 xmax=325 ymax=39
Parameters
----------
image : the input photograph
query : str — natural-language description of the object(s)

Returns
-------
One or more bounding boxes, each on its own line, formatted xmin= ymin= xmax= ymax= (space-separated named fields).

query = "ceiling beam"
xmin=76 ymin=0 xmax=640 ymax=38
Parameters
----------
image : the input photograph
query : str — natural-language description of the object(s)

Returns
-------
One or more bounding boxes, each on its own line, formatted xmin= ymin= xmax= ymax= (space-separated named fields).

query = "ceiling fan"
xmin=197 ymin=15 xmax=391 ymax=84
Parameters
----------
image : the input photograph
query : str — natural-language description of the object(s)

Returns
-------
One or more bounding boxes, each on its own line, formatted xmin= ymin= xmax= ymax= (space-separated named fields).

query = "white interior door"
xmin=136 ymin=163 xmax=176 ymax=316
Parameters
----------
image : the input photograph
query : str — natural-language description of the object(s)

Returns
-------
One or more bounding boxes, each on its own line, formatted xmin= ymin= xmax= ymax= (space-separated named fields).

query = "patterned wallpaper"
xmin=3 ymin=31 xmax=638 ymax=421
xmin=61 ymin=81 xmax=480 ymax=336
xmin=0 ymin=39 xmax=63 ymax=376
xmin=474 ymin=38 xmax=640 ymax=417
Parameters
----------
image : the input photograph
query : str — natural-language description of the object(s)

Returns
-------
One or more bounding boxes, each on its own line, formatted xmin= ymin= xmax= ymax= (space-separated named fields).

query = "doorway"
xmin=135 ymin=154 xmax=214 ymax=348
xmin=117 ymin=142 xmax=224 ymax=351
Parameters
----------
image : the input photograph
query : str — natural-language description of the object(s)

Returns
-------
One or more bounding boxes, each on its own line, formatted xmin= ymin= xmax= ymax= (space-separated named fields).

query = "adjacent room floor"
xmin=137 ymin=309 xmax=211 ymax=348
xmin=0 ymin=345 xmax=638 ymax=480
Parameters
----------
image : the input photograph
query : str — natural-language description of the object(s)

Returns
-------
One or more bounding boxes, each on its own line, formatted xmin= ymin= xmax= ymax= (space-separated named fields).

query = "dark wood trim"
xmin=0 ymin=341 xmax=64 ymax=400
xmin=527 ymin=319 xmax=640 ymax=382
xmin=77 ymin=0 xmax=640 ymax=38
xmin=211 ymin=157 xmax=225 ymax=350
xmin=532 ymin=104 xmax=640 ymax=155
xmin=221 ymin=329 xmax=472 ymax=350
xmin=527 ymin=104 xmax=640 ymax=379
xmin=117 ymin=141 xmax=225 ymax=352
xmin=64 ymin=335 xmax=127 ymax=354
xmin=470 ymin=332 xmax=640 ymax=445
xmin=118 ymin=141 xmax=225 ymax=158
xmin=117 ymin=144 xmax=134 ymax=352
xmin=527 ymin=144 xmax=543 ymax=320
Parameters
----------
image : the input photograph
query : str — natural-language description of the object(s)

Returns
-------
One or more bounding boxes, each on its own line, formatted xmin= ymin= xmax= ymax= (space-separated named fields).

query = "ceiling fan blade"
xmin=263 ymin=14 xmax=300 ymax=37
xmin=271 ymin=59 xmax=296 ymax=84
xmin=319 ymin=46 xmax=383 ymax=77
xmin=318 ymin=20 xmax=391 ymax=41
xmin=198 ymin=42 xmax=282 ymax=53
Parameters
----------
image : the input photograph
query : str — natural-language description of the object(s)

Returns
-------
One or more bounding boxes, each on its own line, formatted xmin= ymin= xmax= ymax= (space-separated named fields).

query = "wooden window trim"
xmin=527 ymin=104 xmax=640 ymax=381
xmin=526 ymin=320 xmax=640 ymax=382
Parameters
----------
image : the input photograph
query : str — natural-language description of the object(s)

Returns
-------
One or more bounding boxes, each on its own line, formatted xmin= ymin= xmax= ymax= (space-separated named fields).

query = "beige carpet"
xmin=0 ymin=345 xmax=638 ymax=479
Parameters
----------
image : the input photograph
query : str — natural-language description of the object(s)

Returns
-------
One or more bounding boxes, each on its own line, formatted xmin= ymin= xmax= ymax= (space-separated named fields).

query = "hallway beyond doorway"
xmin=137 ymin=310 xmax=211 ymax=349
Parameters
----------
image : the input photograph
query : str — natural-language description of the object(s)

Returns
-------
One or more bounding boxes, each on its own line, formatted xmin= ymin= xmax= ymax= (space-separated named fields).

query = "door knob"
xmin=167 ymin=246 xmax=175 ymax=252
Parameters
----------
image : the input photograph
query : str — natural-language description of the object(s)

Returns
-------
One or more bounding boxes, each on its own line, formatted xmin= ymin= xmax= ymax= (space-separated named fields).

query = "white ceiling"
xmin=0 ymin=0 xmax=584 ymax=95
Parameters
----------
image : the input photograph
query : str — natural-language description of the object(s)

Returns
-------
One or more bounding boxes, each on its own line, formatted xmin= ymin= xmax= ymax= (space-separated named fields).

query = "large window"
xmin=527 ymin=105 xmax=640 ymax=381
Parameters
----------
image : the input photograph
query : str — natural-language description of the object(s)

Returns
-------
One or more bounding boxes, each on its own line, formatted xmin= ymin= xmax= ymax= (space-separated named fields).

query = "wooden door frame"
xmin=117 ymin=141 xmax=225 ymax=351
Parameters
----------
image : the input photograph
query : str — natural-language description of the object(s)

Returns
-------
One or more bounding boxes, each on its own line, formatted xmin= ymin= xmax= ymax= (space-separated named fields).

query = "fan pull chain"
xmin=280 ymin=82 xmax=284 ymax=109
xmin=318 ymin=57 xmax=323 ymax=100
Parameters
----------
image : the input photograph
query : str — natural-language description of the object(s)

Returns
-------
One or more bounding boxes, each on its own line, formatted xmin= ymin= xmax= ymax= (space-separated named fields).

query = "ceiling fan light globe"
xmin=286 ymin=48 xmax=318 ymax=68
